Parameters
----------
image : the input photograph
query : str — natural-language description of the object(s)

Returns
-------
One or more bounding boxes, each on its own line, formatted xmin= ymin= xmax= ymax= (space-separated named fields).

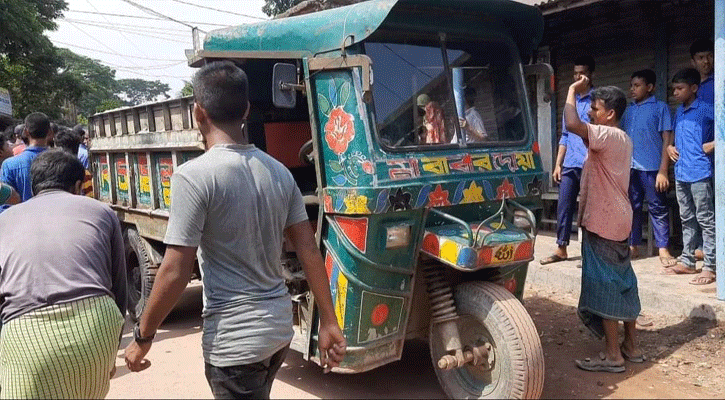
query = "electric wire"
xmin=86 ymin=0 xmax=150 ymax=60
xmin=52 ymin=40 xmax=187 ymax=62
xmin=119 ymin=0 xmax=205 ymax=32
xmin=64 ymin=19 xmax=192 ymax=41
xmin=62 ymin=20 xmax=190 ymax=44
xmin=167 ymin=0 xmax=267 ymax=20
xmin=65 ymin=9 xmax=229 ymax=27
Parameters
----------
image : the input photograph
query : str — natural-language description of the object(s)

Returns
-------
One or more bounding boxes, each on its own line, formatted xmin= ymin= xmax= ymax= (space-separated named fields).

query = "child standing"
xmin=665 ymin=68 xmax=716 ymax=285
xmin=620 ymin=69 xmax=674 ymax=265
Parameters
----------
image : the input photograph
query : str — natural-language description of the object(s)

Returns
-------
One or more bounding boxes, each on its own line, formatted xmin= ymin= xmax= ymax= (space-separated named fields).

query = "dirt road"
xmin=107 ymin=283 xmax=724 ymax=399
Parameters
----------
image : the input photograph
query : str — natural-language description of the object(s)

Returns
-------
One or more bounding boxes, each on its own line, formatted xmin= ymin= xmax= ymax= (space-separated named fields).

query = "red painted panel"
xmin=264 ymin=122 xmax=312 ymax=168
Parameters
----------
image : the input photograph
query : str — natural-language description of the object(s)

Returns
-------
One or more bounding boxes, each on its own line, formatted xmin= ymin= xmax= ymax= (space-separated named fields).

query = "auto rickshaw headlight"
xmin=513 ymin=210 xmax=533 ymax=231
xmin=385 ymin=224 xmax=412 ymax=248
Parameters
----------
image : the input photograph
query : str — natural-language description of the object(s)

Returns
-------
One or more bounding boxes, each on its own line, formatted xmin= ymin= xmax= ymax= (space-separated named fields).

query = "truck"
xmin=88 ymin=1 xmax=555 ymax=397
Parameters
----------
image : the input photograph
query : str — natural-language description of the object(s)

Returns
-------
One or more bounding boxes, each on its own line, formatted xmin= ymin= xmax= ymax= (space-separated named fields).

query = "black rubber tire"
xmin=298 ymin=139 xmax=314 ymax=165
xmin=430 ymin=281 xmax=544 ymax=399
xmin=125 ymin=228 xmax=158 ymax=322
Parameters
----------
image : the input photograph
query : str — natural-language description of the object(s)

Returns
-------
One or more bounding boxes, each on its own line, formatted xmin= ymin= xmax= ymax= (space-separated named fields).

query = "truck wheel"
xmin=429 ymin=282 xmax=544 ymax=399
xmin=125 ymin=229 xmax=158 ymax=322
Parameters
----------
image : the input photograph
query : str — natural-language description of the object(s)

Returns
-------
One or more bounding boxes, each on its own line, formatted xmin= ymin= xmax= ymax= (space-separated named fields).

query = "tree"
xmin=56 ymin=48 xmax=120 ymax=119
xmin=116 ymin=78 xmax=171 ymax=106
xmin=179 ymin=81 xmax=193 ymax=97
xmin=0 ymin=0 xmax=67 ymax=62
xmin=262 ymin=0 xmax=304 ymax=16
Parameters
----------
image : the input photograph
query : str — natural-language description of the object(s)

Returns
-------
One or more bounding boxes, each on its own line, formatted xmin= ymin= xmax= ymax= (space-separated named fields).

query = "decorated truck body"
xmin=88 ymin=0 xmax=554 ymax=398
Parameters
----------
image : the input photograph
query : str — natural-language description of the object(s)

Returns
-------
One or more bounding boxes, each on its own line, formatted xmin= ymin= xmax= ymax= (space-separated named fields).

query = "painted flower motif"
xmin=461 ymin=181 xmax=484 ymax=204
xmin=428 ymin=184 xmax=451 ymax=207
xmin=324 ymin=107 xmax=356 ymax=155
xmin=361 ymin=160 xmax=374 ymax=174
xmin=497 ymin=178 xmax=516 ymax=200
xmin=324 ymin=194 xmax=334 ymax=212
xmin=389 ymin=188 xmax=412 ymax=211
xmin=527 ymin=176 xmax=542 ymax=197
xmin=344 ymin=195 xmax=369 ymax=214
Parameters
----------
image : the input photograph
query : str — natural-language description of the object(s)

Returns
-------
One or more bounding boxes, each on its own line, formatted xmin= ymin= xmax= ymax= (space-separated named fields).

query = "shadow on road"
xmin=528 ymin=295 xmax=717 ymax=399
xmin=276 ymin=339 xmax=446 ymax=399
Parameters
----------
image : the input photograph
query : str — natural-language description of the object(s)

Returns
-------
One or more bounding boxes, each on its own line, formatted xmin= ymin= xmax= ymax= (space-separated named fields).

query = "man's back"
xmin=164 ymin=143 xmax=308 ymax=366
xmin=0 ymin=190 xmax=127 ymax=323
xmin=0 ymin=146 xmax=45 ymax=201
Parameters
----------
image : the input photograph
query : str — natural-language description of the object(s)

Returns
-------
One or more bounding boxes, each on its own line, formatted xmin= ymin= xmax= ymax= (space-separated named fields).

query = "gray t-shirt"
xmin=0 ymin=190 xmax=127 ymax=323
xmin=164 ymin=144 xmax=308 ymax=367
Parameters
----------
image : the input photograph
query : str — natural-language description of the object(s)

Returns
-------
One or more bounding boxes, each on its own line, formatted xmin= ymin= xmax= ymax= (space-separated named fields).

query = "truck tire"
xmin=429 ymin=281 xmax=544 ymax=399
xmin=125 ymin=228 xmax=158 ymax=322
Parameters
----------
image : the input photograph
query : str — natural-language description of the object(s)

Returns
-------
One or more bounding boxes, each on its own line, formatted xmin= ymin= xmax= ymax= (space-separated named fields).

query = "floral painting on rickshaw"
xmin=319 ymin=75 xmax=374 ymax=187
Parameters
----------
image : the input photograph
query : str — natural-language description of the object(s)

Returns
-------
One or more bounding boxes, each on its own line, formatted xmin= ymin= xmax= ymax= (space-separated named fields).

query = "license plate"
xmin=492 ymin=244 xmax=515 ymax=262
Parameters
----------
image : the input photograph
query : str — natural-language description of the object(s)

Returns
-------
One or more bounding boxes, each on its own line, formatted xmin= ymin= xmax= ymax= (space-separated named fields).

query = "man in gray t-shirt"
xmin=125 ymin=61 xmax=346 ymax=399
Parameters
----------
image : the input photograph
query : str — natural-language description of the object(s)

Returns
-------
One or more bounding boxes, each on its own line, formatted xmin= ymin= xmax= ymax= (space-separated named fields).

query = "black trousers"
xmin=204 ymin=345 xmax=290 ymax=399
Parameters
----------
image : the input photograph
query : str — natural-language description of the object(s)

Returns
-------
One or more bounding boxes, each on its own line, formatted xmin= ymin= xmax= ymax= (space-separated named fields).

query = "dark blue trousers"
xmin=556 ymin=167 xmax=582 ymax=247
xmin=629 ymin=169 xmax=669 ymax=248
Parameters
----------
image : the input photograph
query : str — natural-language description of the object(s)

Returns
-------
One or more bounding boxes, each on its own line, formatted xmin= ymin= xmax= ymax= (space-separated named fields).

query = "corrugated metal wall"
xmin=542 ymin=0 xmax=713 ymax=137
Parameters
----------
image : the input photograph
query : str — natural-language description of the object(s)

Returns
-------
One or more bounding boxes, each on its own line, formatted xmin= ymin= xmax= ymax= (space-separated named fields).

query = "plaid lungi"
xmin=0 ymin=295 xmax=124 ymax=399
xmin=578 ymin=229 xmax=641 ymax=339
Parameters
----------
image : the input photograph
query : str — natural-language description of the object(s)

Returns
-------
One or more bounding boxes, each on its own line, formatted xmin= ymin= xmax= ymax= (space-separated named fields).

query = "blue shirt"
xmin=673 ymin=99 xmax=714 ymax=183
xmin=697 ymin=75 xmax=714 ymax=105
xmin=559 ymin=90 xmax=592 ymax=168
xmin=0 ymin=146 xmax=47 ymax=202
xmin=620 ymin=96 xmax=672 ymax=171
xmin=78 ymin=144 xmax=89 ymax=169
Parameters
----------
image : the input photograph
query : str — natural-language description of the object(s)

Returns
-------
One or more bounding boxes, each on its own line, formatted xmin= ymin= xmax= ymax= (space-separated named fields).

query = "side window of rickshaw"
xmin=365 ymin=40 xmax=527 ymax=150
xmin=364 ymin=42 xmax=458 ymax=148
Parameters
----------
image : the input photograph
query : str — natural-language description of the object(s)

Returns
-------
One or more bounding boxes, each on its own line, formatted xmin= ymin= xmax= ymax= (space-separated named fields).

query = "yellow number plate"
xmin=492 ymin=244 xmax=515 ymax=262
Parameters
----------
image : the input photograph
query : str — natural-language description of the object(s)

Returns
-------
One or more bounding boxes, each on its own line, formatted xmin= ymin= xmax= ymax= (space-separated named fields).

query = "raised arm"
xmin=564 ymin=76 xmax=590 ymax=145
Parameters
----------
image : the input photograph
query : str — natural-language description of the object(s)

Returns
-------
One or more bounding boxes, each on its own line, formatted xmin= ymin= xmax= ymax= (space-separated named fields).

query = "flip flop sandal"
xmin=661 ymin=265 xmax=698 ymax=275
xmin=575 ymin=353 xmax=625 ymax=373
xmin=621 ymin=346 xmax=646 ymax=363
xmin=689 ymin=274 xmax=716 ymax=285
xmin=659 ymin=256 xmax=677 ymax=267
xmin=539 ymin=254 xmax=567 ymax=265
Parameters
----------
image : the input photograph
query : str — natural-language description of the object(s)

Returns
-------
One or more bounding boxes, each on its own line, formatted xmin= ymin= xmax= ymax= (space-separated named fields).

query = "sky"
xmin=47 ymin=0 xmax=269 ymax=96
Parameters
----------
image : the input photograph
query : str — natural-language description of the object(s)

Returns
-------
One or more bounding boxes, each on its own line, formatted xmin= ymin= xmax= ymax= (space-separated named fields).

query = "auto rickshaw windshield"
xmin=366 ymin=38 xmax=527 ymax=151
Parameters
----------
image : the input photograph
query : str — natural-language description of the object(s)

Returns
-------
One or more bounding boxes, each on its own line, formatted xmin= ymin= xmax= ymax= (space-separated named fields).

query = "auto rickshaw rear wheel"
xmin=125 ymin=228 xmax=158 ymax=322
xmin=429 ymin=281 xmax=544 ymax=399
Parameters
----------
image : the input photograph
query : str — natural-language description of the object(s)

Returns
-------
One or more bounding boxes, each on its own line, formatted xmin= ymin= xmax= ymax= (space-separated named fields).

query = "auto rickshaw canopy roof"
xmin=195 ymin=0 xmax=544 ymax=63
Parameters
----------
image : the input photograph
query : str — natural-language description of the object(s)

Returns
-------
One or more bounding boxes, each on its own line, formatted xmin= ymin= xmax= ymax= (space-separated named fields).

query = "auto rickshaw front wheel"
xmin=429 ymin=281 xmax=544 ymax=399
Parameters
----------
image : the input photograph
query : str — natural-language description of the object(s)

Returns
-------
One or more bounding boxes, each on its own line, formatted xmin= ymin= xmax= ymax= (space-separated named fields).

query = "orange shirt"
xmin=82 ymin=170 xmax=94 ymax=197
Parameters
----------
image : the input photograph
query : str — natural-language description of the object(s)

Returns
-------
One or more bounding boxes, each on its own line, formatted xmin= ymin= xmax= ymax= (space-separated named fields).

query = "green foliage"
xmin=117 ymin=78 xmax=171 ymax=105
xmin=0 ymin=0 xmax=67 ymax=62
xmin=262 ymin=0 xmax=304 ymax=16
xmin=55 ymin=48 xmax=120 ymax=118
xmin=180 ymin=81 xmax=193 ymax=97
xmin=96 ymin=98 xmax=124 ymax=113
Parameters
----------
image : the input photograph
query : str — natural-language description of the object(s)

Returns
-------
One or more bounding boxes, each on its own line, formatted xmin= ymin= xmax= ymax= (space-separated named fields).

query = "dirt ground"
xmin=526 ymin=285 xmax=724 ymax=399
xmin=107 ymin=283 xmax=725 ymax=399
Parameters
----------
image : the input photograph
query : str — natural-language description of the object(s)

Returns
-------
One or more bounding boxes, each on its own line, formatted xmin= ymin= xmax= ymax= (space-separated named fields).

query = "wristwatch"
xmin=133 ymin=323 xmax=155 ymax=344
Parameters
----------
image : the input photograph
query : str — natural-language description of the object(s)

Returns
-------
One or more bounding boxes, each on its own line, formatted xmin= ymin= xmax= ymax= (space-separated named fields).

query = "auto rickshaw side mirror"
xmin=524 ymin=63 xmax=554 ymax=103
xmin=273 ymin=63 xmax=303 ymax=109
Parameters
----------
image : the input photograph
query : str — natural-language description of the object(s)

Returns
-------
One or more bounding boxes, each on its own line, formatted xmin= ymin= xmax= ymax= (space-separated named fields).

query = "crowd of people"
xmin=0 ymin=61 xmax=345 ymax=399
xmin=539 ymin=38 xmax=715 ymax=373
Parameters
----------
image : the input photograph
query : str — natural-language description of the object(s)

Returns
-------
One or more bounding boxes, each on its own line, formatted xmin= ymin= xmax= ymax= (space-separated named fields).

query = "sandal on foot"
xmin=659 ymin=256 xmax=677 ymax=267
xmin=621 ymin=346 xmax=646 ymax=363
xmin=661 ymin=264 xmax=697 ymax=275
xmin=689 ymin=272 xmax=716 ymax=285
xmin=575 ymin=353 xmax=625 ymax=373
xmin=540 ymin=254 xmax=567 ymax=265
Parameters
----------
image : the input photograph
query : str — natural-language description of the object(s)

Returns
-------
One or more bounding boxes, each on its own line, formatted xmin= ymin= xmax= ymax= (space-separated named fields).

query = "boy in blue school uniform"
xmin=620 ymin=69 xmax=675 ymax=266
xmin=691 ymin=38 xmax=714 ymax=105
xmin=540 ymin=55 xmax=595 ymax=265
xmin=665 ymin=68 xmax=716 ymax=285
